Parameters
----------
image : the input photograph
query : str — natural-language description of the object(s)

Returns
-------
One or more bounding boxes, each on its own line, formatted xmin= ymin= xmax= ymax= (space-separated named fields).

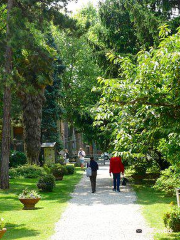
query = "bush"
xmin=65 ymin=165 xmax=75 ymax=175
xmin=50 ymin=164 xmax=67 ymax=179
xmin=9 ymin=151 xmax=27 ymax=168
xmin=9 ymin=165 xmax=46 ymax=179
xmin=164 ymin=207 xmax=180 ymax=232
xmin=74 ymin=162 xmax=81 ymax=167
xmin=9 ymin=168 xmax=18 ymax=179
xmin=154 ymin=166 xmax=180 ymax=196
xmin=37 ymin=174 xmax=55 ymax=192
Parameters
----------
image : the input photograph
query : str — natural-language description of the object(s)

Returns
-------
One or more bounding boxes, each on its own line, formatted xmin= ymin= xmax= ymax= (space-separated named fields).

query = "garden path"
xmin=51 ymin=165 xmax=153 ymax=240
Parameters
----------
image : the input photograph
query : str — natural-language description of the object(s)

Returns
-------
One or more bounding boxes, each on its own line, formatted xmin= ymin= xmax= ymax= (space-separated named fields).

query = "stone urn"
xmin=19 ymin=198 xmax=41 ymax=210
xmin=0 ymin=228 xmax=7 ymax=239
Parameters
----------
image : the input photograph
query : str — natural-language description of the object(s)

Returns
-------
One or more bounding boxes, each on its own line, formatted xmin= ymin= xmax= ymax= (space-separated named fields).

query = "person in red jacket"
xmin=109 ymin=156 xmax=124 ymax=192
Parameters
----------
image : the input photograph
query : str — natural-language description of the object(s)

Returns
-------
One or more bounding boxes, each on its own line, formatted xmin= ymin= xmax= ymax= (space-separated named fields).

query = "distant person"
xmin=109 ymin=156 xmax=124 ymax=192
xmin=87 ymin=157 xmax=99 ymax=193
xmin=64 ymin=149 xmax=69 ymax=165
xmin=78 ymin=148 xmax=86 ymax=169
xmin=103 ymin=152 xmax=109 ymax=165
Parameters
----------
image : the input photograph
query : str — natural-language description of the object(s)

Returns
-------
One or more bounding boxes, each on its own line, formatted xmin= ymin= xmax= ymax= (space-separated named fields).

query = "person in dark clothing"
xmin=109 ymin=156 xmax=124 ymax=192
xmin=87 ymin=157 xmax=99 ymax=193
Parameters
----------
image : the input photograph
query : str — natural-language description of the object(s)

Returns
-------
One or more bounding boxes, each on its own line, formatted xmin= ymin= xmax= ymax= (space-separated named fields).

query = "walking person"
xmin=87 ymin=157 xmax=99 ymax=193
xmin=64 ymin=149 xmax=69 ymax=165
xmin=78 ymin=148 xmax=86 ymax=169
xmin=109 ymin=156 xmax=124 ymax=192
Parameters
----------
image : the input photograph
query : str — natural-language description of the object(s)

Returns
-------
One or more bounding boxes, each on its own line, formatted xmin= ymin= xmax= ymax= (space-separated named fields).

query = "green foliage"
xmin=9 ymin=165 xmax=46 ymax=179
xmin=93 ymin=27 xmax=180 ymax=166
xmin=0 ymin=171 xmax=83 ymax=240
xmin=74 ymin=162 xmax=81 ymax=167
xmin=0 ymin=218 xmax=5 ymax=230
xmin=50 ymin=164 xmax=67 ymax=178
xmin=37 ymin=174 xmax=55 ymax=192
xmin=65 ymin=165 xmax=75 ymax=175
xmin=18 ymin=188 xmax=41 ymax=199
xmin=154 ymin=167 xmax=180 ymax=196
xmin=41 ymin=35 xmax=65 ymax=151
xmin=164 ymin=207 xmax=180 ymax=232
xmin=9 ymin=151 xmax=27 ymax=168
xmin=52 ymin=24 xmax=104 ymax=147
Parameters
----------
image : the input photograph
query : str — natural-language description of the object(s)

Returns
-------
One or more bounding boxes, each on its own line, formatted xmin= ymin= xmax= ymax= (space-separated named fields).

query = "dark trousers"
xmin=90 ymin=171 xmax=97 ymax=192
xmin=113 ymin=173 xmax=120 ymax=190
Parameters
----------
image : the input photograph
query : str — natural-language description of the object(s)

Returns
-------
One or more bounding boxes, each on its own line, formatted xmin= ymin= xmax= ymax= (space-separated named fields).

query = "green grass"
xmin=133 ymin=179 xmax=180 ymax=240
xmin=0 ymin=169 xmax=83 ymax=240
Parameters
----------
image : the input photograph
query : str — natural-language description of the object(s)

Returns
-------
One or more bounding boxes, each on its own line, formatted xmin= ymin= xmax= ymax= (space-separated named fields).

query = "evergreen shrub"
xmin=50 ymin=164 xmax=67 ymax=179
xmin=65 ymin=165 xmax=75 ymax=175
xmin=37 ymin=174 xmax=55 ymax=192
xmin=9 ymin=165 xmax=46 ymax=179
xmin=9 ymin=151 xmax=27 ymax=168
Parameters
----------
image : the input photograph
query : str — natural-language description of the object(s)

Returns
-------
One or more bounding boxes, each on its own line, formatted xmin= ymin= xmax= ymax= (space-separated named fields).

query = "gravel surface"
xmin=51 ymin=165 xmax=154 ymax=240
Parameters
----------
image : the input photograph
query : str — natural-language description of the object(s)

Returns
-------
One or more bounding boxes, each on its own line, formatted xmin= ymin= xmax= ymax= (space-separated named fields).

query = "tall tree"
xmin=0 ymin=0 xmax=76 ymax=188
xmin=93 ymin=26 xmax=180 ymax=168
xmin=1 ymin=0 xmax=14 ymax=189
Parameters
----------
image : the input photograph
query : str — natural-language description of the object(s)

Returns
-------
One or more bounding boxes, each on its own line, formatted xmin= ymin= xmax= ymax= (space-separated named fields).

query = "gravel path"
xmin=51 ymin=165 xmax=153 ymax=240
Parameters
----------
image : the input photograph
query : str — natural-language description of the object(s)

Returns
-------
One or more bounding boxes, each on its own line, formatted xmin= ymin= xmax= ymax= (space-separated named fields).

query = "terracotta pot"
xmin=19 ymin=198 xmax=41 ymax=210
xmin=0 ymin=228 xmax=7 ymax=239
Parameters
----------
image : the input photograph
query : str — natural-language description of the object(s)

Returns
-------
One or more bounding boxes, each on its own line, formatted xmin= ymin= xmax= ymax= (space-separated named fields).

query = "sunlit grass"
xmin=133 ymin=180 xmax=180 ymax=240
xmin=0 ymin=168 xmax=83 ymax=240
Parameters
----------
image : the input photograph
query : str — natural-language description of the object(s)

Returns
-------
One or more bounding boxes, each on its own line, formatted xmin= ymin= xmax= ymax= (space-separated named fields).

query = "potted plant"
xmin=164 ymin=207 xmax=180 ymax=232
xmin=0 ymin=218 xmax=6 ymax=239
xmin=19 ymin=188 xmax=41 ymax=210
xmin=50 ymin=164 xmax=67 ymax=180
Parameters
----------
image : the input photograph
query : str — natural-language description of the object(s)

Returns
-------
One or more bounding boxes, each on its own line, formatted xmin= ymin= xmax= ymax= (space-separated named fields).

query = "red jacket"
xmin=109 ymin=156 xmax=124 ymax=174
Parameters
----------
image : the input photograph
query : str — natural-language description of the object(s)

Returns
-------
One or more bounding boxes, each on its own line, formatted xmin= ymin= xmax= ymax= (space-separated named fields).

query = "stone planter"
xmin=0 ymin=228 xmax=7 ymax=239
xmin=19 ymin=198 xmax=41 ymax=210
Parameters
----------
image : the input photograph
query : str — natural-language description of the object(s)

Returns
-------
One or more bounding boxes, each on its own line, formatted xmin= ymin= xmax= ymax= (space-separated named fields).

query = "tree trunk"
xmin=68 ymin=125 xmax=74 ymax=157
xmin=0 ymin=0 xmax=14 ymax=190
xmin=22 ymin=91 xmax=45 ymax=165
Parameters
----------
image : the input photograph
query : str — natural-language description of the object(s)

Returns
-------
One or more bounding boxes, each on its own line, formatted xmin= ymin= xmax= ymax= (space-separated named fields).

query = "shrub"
xmin=74 ymin=162 xmax=81 ymax=167
xmin=43 ymin=164 xmax=51 ymax=174
xmin=37 ymin=174 xmax=55 ymax=192
xmin=65 ymin=165 xmax=75 ymax=175
xmin=9 ymin=151 xmax=27 ymax=168
xmin=9 ymin=168 xmax=18 ymax=179
xmin=164 ymin=207 xmax=180 ymax=232
xmin=154 ymin=166 xmax=180 ymax=196
xmin=50 ymin=164 xmax=67 ymax=179
xmin=9 ymin=165 xmax=46 ymax=179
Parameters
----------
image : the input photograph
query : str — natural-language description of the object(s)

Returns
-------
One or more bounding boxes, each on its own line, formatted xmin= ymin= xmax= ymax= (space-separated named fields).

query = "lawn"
xmin=0 ymin=169 xmax=83 ymax=240
xmin=134 ymin=180 xmax=180 ymax=240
